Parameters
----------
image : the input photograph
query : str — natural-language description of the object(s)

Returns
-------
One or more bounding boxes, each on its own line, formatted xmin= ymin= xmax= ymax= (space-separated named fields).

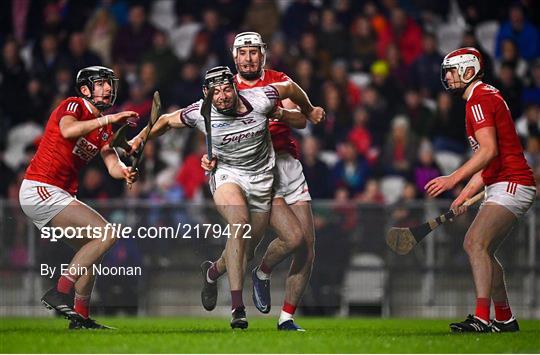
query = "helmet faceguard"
xmin=203 ymin=66 xmax=238 ymax=116
xmin=76 ymin=66 xmax=118 ymax=111
xmin=231 ymin=32 xmax=266 ymax=80
xmin=441 ymin=47 xmax=484 ymax=94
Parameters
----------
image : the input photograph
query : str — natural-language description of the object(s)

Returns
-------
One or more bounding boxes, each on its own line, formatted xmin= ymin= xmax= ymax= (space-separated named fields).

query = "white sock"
xmin=278 ymin=310 xmax=293 ymax=325
xmin=256 ymin=266 xmax=271 ymax=280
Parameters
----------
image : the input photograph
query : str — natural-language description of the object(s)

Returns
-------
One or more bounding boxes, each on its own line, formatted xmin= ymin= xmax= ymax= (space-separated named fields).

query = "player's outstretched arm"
xmin=59 ymin=111 xmax=139 ymax=139
xmin=271 ymin=81 xmax=326 ymax=124
xmin=132 ymin=109 xmax=186 ymax=144
xmin=100 ymin=145 xmax=138 ymax=184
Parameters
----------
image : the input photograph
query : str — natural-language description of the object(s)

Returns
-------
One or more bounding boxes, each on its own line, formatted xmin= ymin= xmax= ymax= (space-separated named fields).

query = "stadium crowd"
xmin=1 ymin=0 xmax=539 ymax=206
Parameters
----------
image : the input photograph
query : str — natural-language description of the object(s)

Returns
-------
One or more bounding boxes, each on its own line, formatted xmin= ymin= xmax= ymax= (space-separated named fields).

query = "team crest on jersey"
xmin=101 ymin=132 xmax=109 ymax=141
xmin=467 ymin=136 xmax=480 ymax=152
xmin=220 ymin=174 xmax=228 ymax=181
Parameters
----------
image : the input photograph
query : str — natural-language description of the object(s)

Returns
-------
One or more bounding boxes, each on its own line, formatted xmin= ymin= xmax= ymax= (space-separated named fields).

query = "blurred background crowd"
xmin=1 ymin=0 xmax=539 ymax=206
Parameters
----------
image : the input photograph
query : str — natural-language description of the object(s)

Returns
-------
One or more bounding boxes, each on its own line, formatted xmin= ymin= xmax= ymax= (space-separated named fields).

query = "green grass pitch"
xmin=1 ymin=317 xmax=539 ymax=353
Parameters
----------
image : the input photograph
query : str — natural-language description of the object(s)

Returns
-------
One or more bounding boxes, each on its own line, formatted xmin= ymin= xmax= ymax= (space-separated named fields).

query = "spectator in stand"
xmin=409 ymin=32 xmax=443 ymax=98
xmin=399 ymin=87 xmax=434 ymax=138
xmin=522 ymin=59 xmax=540 ymax=106
xmin=112 ymin=4 xmax=156 ymax=68
xmin=332 ymin=141 xmax=370 ymax=196
xmin=348 ymin=107 xmax=373 ymax=160
xmin=120 ymin=82 xmax=152 ymax=130
xmin=135 ymin=140 xmax=168 ymax=196
xmin=317 ymin=8 xmax=348 ymax=60
xmin=363 ymin=85 xmax=392 ymax=147
xmin=370 ymin=60 xmax=402 ymax=113
xmin=495 ymin=39 xmax=528 ymax=81
xmin=139 ymin=62 xmax=159 ymax=98
xmin=516 ymin=104 xmax=540 ymax=141
xmin=377 ymin=7 xmax=423 ymax=67
xmin=168 ymin=61 xmax=202 ymax=108
xmin=243 ymin=0 xmax=280 ymax=42
xmin=493 ymin=62 xmax=523 ymax=118
xmin=196 ymin=8 xmax=230 ymax=64
xmin=380 ymin=115 xmax=419 ymax=178
xmin=65 ymin=32 xmax=102 ymax=76
xmin=31 ymin=33 xmax=68 ymax=94
xmin=297 ymin=31 xmax=332 ymax=79
xmin=312 ymin=82 xmax=351 ymax=150
xmin=78 ymin=166 xmax=109 ymax=200
xmin=385 ymin=43 xmax=409 ymax=91
xmin=430 ymin=92 xmax=467 ymax=154
xmin=1 ymin=38 xmax=29 ymax=127
xmin=356 ymin=178 xmax=384 ymax=203
xmin=349 ymin=15 xmax=377 ymax=72
xmin=301 ymin=136 xmax=332 ymax=199
xmin=266 ymin=37 xmax=293 ymax=74
xmin=412 ymin=140 xmax=443 ymax=198
xmin=175 ymin=136 xmax=207 ymax=200
xmin=24 ymin=77 xmax=49 ymax=123
xmin=141 ymin=30 xmax=182 ymax=92
xmin=84 ymin=8 xmax=117 ymax=65
xmin=281 ymin=0 xmax=320 ymax=43
xmin=53 ymin=66 xmax=77 ymax=99
xmin=187 ymin=32 xmax=218 ymax=75
xmin=329 ymin=60 xmax=361 ymax=109
xmin=495 ymin=3 xmax=540 ymax=61
xmin=291 ymin=58 xmax=322 ymax=106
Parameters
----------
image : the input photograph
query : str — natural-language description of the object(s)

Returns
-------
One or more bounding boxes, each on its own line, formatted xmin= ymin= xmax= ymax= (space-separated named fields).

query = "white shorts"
xmin=209 ymin=167 xmax=274 ymax=213
xmin=273 ymin=153 xmax=311 ymax=205
xmin=482 ymin=181 xmax=536 ymax=218
xmin=19 ymin=179 xmax=76 ymax=229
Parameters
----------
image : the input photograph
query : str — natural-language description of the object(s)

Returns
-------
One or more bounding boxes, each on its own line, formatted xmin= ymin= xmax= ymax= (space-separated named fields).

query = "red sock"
xmin=475 ymin=297 xmax=490 ymax=322
xmin=74 ymin=294 xmax=90 ymax=319
xmin=494 ymin=300 xmax=512 ymax=321
xmin=231 ymin=290 xmax=244 ymax=310
xmin=260 ymin=262 xmax=272 ymax=275
xmin=207 ymin=263 xmax=221 ymax=282
xmin=283 ymin=302 xmax=296 ymax=315
xmin=57 ymin=275 xmax=75 ymax=294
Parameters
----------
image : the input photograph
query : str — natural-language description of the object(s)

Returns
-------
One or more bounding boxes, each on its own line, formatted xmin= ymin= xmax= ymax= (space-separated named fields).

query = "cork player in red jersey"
xmin=200 ymin=32 xmax=320 ymax=331
xmin=425 ymin=48 xmax=536 ymax=333
xmin=19 ymin=66 xmax=139 ymax=329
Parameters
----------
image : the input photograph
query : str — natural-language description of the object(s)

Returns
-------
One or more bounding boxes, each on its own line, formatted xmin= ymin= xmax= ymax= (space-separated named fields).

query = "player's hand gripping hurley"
xmin=111 ymin=91 xmax=161 ymax=188
xmin=201 ymin=86 xmax=214 ymax=175
xmin=386 ymin=191 xmax=485 ymax=255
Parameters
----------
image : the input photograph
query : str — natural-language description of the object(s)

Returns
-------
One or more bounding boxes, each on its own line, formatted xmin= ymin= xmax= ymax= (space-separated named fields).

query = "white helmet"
xmin=232 ymin=32 xmax=267 ymax=79
xmin=441 ymin=47 xmax=484 ymax=91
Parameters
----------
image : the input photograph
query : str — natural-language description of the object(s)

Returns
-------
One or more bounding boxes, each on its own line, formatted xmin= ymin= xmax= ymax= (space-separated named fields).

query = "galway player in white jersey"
xmin=131 ymin=66 xmax=324 ymax=329
xmin=201 ymin=32 xmax=320 ymax=331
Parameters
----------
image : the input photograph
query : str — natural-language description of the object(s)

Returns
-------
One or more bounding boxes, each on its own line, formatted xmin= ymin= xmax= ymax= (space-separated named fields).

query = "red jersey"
xmin=25 ymin=97 xmax=113 ymax=195
xmin=465 ymin=82 xmax=535 ymax=186
xmin=234 ymin=69 xmax=300 ymax=159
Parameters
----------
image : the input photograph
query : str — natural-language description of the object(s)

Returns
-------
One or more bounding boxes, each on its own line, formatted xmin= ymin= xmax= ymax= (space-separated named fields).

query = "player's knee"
xmin=286 ymin=227 xmax=304 ymax=251
xmin=463 ymin=236 xmax=487 ymax=255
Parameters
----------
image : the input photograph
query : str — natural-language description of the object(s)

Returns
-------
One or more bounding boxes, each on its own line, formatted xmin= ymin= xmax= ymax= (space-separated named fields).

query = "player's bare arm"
xmin=100 ymin=145 xmax=138 ymax=184
xmin=270 ymin=81 xmax=326 ymax=124
xmin=425 ymin=126 xmax=497 ymax=197
xmin=131 ymin=109 xmax=187 ymax=149
xmin=59 ymin=111 xmax=139 ymax=140
xmin=451 ymin=171 xmax=485 ymax=216
xmin=279 ymin=98 xmax=307 ymax=129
